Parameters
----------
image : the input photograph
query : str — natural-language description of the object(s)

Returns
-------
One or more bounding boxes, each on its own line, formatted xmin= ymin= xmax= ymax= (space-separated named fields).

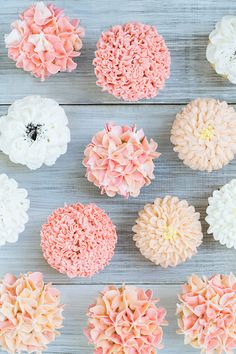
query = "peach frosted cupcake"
xmin=171 ymin=98 xmax=236 ymax=172
xmin=133 ymin=196 xmax=203 ymax=267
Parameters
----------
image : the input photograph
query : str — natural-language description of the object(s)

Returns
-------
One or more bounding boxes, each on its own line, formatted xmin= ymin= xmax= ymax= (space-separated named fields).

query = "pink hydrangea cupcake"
xmin=94 ymin=23 xmax=170 ymax=101
xmin=83 ymin=122 xmax=160 ymax=198
xmin=41 ymin=203 xmax=117 ymax=278
xmin=5 ymin=2 xmax=84 ymax=80
xmin=0 ymin=272 xmax=63 ymax=354
xmin=85 ymin=284 xmax=168 ymax=353
xmin=177 ymin=273 xmax=236 ymax=354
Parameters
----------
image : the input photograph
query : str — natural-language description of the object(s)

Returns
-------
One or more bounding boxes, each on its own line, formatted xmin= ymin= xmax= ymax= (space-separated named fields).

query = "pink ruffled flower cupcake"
xmin=5 ymin=2 xmax=84 ymax=80
xmin=177 ymin=273 xmax=236 ymax=354
xmin=83 ymin=122 xmax=160 ymax=198
xmin=85 ymin=284 xmax=168 ymax=354
xmin=93 ymin=22 xmax=170 ymax=101
xmin=41 ymin=203 xmax=117 ymax=278
xmin=0 ymin=272 xmax=63 ymax=354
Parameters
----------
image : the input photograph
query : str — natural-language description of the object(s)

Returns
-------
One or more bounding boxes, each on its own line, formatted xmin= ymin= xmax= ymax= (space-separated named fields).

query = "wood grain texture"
xmin=1 ymin=0 xmax=236 ymax=104
xmin=0 ymin=104 xmax=235 ymax=287
xmin=1 ymin=1 xmax=236 ymax=353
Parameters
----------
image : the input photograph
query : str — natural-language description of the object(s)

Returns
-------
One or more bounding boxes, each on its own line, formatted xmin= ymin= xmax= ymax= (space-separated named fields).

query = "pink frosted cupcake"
xmin=85 ymin=284 xmax=168 ymax=353
xmin=41 ymin=203 xmax=117 ymax=278
xmin=0 ymin=272 xmax=63 ymax=354
xmin=171 ymin=98 xmax=236 ymax=172
xmin=177 ymin=273 xmax=236 ymax=354
xmin=93 ymin=23 xmax=170 ymax=101
xmin=5 ymin=2 xmax=84 ymax=80
xmin=83 ymin=122 xmax=160 ymax=198
xmin=133 ymin=196 xmax=203 ymax=267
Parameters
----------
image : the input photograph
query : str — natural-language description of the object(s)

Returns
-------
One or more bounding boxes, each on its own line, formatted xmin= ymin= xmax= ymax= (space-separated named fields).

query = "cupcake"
xmin=83 ymin=122 xmax=160 ymax=198
xmin=177 ymin=273 xmax=236 ymax=354
xmin=0 ymin=272 xmax=63 ymax=354
xmin=206 ymin=179 xmax=236 ymax=249
xmin=0 ymin=96 xmax=70 ymax=170
xmin=171 ymin=98 xmax=236 ymax=172
xmin=5 ymin=1 xmax=84 ymax=80
xmin=93 ymin=23 xmax=170 ymax=101
xmin=0 ymin=174 xmax=29 ymax=246
xmin=85 ymin=284 xmax=167 ymax=353
xmin=41 ymin=203 xmax=117 ymax=278
xmin=133 ymin=196 xmax=203 ymax=267
xmin=206 ymin=16 xmax=236 ymax=83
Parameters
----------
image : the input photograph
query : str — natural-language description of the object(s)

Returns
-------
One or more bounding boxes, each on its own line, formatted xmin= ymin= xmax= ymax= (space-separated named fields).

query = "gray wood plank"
xmin=0 ymin=104 xmax=235 ymax=285
xmin=0 ymin=284 xmax=194 ymax=353
xmin=1 ymin=0 xmax=236 ymax=104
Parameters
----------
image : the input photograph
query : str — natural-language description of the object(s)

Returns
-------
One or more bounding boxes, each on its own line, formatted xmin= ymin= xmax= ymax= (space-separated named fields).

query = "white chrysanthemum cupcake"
xmin=0 ymin=174 xmax=29 ymax=246
xmin=206 ymin=16 xmax=236 ymax=83
xmin=0 ymin=96 xmax=70 ymax=170
xmin=206 ymin=179 xmax=236 ymax=249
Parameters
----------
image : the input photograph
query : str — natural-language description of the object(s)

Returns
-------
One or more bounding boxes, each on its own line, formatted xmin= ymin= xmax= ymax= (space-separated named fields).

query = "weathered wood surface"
xmin=1 ymin=0 xmax=236 ymax=104
xmin=1 ymin=0 xmax=236 ymax=353
xmin=0 ymin=104 xmax=235 ymax=287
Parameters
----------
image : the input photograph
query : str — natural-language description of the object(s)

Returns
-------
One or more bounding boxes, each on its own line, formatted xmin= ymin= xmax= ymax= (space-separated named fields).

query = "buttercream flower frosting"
xmin=177 ymin=273 xmax=236 ymax=354
xmin=0 ymin=174 xmax=29 ymax=246
xmin=206 ymin=179 xmax=236 ymax=249
xmin=5 ymin=1 xmax=84 ymax=80
xmin=171 ymin=98 xmax=236 ymax=172
xmin=0 ymin=95 xmax=70 ymax=170
xmin=133 ymin=196 xmax=203 ymax=267
xmin=83 ymin=122 xmax=160 ymax=198
xmin=84 ymin=284 xmax=167 ymax=353
xmin=41 ymin=203 xmax=117 ymax=278
xmin=93 ymin=22 xmax=170 ymax=101
xmin=206 ymin=16 xmax=236 ymax=83
xmin=0 ymin=272 xmax=64 ymax=354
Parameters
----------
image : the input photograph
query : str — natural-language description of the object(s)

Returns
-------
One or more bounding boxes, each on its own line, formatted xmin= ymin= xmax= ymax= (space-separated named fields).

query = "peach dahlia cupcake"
xmin=133 ymin=196 xmax=203 ymax=267
xmin=171 ymin=98 xmax=236 ymax=172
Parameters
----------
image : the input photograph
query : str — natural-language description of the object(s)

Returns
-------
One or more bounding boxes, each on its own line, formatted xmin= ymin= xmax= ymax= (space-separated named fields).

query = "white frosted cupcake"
xmin=206 ymin=179 xmax=236 ymax=249
xmin=0 ymin=96 xmax=70 ymax=170
xmin=0 ymin=174 xmax=29 ymax=246
xmin=206 ymin=16 xmax=236 ymax=83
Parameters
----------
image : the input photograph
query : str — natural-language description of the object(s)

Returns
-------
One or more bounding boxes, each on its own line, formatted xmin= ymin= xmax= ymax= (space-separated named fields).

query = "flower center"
xmin=200 ymin=125 xmax=214 ymax=141
xmin=26 ymin=123 xmax=43 ymax=142
xmin=163 ymin=226 xmax=176 ymax=240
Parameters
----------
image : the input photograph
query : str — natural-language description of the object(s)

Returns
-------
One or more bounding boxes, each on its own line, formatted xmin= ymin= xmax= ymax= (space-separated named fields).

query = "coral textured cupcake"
xmin=133 ymin=196 xmax=203 ymax=267
xmin=93 ymin=23 xmax=170 ymax=101
xmin=85 ymin=284 xmax=167 ymax=353
xmin=5 ymin=1 xmax=84 ymax=80
xmin=171 ymin=98 xmax=236 ymax=172
xmin=206 ymin=16 xmax=236 ymax=83
xmin=177 ymin=273 xmax=236 ymax=354
xmin=206 ymin=179 xmax=236 ymax=249
xmin=83 ymin=122 xmax=160 ymax=198
xmin=0 ymin=272 xmax=63 ymax=354
xmin=0 ymin=174 xmax=29 ymax=246
xmin=0 ymin=96 xmax=70 ymax=170
xmin=41 ymin=203 xmax=117 ymax=278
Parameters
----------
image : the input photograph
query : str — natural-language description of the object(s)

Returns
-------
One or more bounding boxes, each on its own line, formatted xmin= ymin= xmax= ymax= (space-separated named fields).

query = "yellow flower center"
xmin=163 ymin=226 xmax=176 ymax=240
xmin=200 ymin=125 xmax=214 ymax=141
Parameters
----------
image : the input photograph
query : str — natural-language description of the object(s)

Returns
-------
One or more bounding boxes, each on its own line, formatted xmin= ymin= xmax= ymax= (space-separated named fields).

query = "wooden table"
xmin=0 ymin=1 xmax=236 ymax=353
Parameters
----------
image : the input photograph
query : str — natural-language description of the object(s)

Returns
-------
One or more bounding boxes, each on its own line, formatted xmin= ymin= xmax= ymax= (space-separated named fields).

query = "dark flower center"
xmin=26 ymin=123 xmax=43 ymax=141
